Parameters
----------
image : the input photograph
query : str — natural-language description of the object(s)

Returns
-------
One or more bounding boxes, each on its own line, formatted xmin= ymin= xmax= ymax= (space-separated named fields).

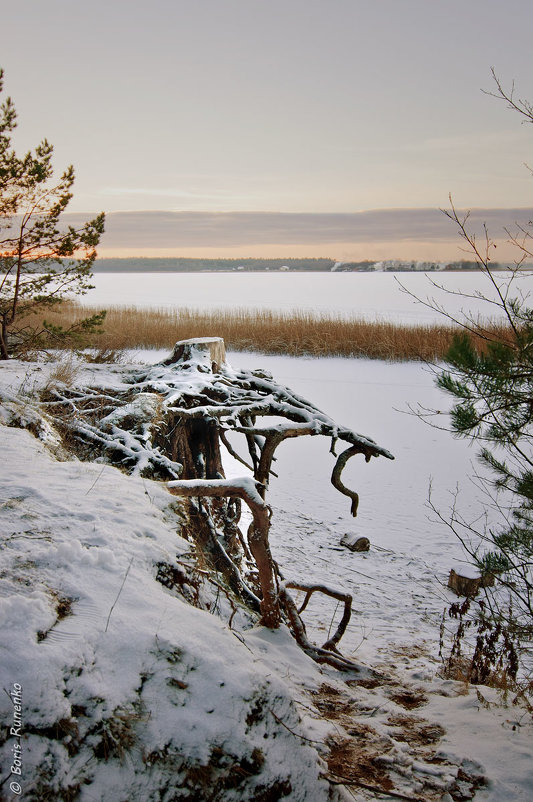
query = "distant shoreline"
xmin=92 ymin=257 xmax=521 ymax=273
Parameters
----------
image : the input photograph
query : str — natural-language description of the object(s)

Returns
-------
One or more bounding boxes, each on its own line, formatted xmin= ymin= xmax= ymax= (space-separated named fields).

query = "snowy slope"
xmin=1 ymin=354 xmax=532 ymax=801
xmin=0 ymin=418 xmax=333 ymax=801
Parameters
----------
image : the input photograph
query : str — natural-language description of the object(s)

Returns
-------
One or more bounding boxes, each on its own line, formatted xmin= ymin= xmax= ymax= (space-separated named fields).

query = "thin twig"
xmin=85 ymin=464 xmax=106 ymax=495
xmin=269 ymin=708 xmax=324 ymax=745
xmin=324 ymin=771 xmax=427 ymax=801
xmin=327 ymin=600 xmax=340 ymax=643
xmin=105 ymin=557 xmax=133 ymax=632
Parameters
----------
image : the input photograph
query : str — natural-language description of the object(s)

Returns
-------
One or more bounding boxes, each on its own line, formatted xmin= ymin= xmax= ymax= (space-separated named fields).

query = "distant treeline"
xmin=92 ymin=257 xmax=337 ymax=272
xmin=90 ymin=257 xmax=519 ymax=273
xmin=3 ymin=256 xmax=521 ymax=274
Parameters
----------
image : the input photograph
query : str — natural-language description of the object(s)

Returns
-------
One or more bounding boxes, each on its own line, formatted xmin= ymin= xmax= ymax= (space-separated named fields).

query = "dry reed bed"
xmin=32 ymin=302 xmax=508 ymax=361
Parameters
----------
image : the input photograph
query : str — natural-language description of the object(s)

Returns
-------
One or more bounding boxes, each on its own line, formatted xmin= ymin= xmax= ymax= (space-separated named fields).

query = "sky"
xmin=2 ymin=0 xmax=533 ymax=260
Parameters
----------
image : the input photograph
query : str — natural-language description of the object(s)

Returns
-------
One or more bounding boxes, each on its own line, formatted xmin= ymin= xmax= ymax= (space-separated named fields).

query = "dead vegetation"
xmin=36 ymin=589 xmax=76 ymax=642
xmin=16 ymin=300 xmax=512 ymax=361
xmin=312 ymin=677 xmax=488 ymax=801
xmin=92 ymin=704 xmax=145 ymax=762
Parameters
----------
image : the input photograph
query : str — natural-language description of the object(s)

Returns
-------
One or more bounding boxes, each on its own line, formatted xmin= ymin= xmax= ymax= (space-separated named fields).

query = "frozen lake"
xmin=82 ymin=270 xmax=531 ymax=325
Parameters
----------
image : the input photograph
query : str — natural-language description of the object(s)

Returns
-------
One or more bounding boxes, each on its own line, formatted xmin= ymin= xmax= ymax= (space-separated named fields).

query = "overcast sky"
xmin=2 ymin=0 xmax=533 ymax=259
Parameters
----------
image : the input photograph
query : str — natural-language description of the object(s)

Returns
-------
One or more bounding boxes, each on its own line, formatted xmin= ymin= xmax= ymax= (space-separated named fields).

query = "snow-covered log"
xmin=340 ymin=533 xmax=371 ymax=552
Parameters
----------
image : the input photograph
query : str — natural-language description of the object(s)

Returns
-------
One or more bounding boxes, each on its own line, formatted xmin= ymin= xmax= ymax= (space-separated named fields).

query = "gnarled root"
xmin=168 ymin=477 xmax=281 ymax=628
xmin=279 ymin=582 xmax=362 ymax=672
xmin=285 ymin=581 xmax=353 ymax=651
xmin=331 ymin=445 xmax=362 ymax=517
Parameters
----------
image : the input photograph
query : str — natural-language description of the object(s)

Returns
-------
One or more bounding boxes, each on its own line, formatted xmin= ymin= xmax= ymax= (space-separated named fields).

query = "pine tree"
xmin=0 ymin=68 xmax=105 ymax=359
xmin=437 ymin=260 xmax=533 ymax=634
xmin=433 ymin=73 xmax=533 ymax=637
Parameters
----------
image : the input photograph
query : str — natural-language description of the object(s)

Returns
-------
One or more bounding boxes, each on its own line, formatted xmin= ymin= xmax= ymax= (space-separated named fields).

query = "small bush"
xmin=439 ymin=597 xmax=532 ymax=711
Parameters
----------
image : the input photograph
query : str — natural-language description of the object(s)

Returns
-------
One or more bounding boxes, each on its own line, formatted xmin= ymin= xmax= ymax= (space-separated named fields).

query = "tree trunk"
xmin=0 ymin=314 xmax=9 ymax=360
xmin=157 ymin=339 xmax=256 ymax=605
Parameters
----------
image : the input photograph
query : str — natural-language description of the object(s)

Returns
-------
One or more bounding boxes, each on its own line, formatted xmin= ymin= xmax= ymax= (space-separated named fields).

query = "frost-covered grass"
xmin=18 ymin=301 xmax=510 ymax=361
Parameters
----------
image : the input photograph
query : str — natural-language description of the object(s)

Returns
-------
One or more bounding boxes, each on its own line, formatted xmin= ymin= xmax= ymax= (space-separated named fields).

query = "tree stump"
xmin=340 ymin=533 xmax=370 ymax=552
xmin=448 ymin=566 xmax=497 ymax=597
xmin=161 ymin=337 xmax=227 ymax=373
xmin=448 ymin=568 xmax=484 ymax=597
xmin=43 ymin=336 xmax=394 ymax=662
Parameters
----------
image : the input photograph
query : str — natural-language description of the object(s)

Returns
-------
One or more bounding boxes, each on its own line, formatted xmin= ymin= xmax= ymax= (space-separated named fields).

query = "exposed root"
xmin=279 ymin=585 xmax=363 ymax=673
xmin=284 ymin=581 xmax=353 ymax=651
xmin=34 ymin=341 xmax=394 ymax=670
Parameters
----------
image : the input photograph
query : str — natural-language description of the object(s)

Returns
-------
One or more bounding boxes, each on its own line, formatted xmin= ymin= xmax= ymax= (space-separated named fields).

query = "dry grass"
xmin=24 ymin=301 xmax=510 ymax=361
xmin=42 ymin=353 xmax=81 ymax=389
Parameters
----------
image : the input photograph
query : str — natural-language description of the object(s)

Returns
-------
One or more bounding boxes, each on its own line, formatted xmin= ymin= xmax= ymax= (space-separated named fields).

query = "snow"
xmin=216 ymin=353 xmax=472 ymax=648
xmin=449 ymin=563 xmax=482 ymax=580
xmin=79 ymin=270 xmax=532 ymax=324
xmin=1 ymin=351 xmax=532 ymax=800
xmin=0 ymin=411 xmax=330 ymax=801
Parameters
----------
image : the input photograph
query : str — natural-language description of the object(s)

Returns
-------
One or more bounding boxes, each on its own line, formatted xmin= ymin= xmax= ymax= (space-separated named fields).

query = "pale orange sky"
xmin=96 ymin=238 xmax=522 ymax=263
xmin=3 ymin=1 xmax=533 ymax=262
xmin=94 ymin=241 xmax=491 ymax=262
xmin=91 ymin=207 xmax=533 ymax=263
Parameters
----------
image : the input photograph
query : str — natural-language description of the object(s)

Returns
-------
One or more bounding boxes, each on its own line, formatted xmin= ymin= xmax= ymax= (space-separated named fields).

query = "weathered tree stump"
xmin=448 ymin=566 xmax=497 ymax=597
xmin=161 ymin=336 xmax=227 ymax=372
xmin=340 ymin=533 xmax=370 ymax=552
xmin=448 ymin=569 xmax=481 ymax=597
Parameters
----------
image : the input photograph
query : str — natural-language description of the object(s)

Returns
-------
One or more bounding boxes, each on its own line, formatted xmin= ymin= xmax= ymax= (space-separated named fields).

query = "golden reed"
xmin=31 ymin=302 xmax=508 ymax=361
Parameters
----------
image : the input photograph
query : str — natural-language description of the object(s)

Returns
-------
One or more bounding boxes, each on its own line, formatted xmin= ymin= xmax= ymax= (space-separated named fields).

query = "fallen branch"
xmin=324 ymin=772 xmax=427 ymax=802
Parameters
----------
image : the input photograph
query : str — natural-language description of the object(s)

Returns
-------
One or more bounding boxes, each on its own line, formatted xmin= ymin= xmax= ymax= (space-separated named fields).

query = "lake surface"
xmin=80 ymin=270 xmax=531 ymax=325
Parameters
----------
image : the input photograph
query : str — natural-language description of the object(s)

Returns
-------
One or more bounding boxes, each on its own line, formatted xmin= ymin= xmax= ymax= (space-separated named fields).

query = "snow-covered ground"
xmin=0 ymin=422 xmax=331 ymax=801
xmin=1 ymin=351 xmax=532 ymax=801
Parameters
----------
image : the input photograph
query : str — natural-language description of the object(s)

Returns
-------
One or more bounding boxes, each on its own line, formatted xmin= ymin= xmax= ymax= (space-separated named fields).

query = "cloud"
xmin=63 ymin=208 xmax=533 ymax=249
xmin=101 ymin=187 xmax=239 ymax=201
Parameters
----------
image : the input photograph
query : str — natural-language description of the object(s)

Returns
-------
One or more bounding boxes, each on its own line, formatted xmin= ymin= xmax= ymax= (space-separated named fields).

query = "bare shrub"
xmin=438 ymin=596 xmax=533 ymax=712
